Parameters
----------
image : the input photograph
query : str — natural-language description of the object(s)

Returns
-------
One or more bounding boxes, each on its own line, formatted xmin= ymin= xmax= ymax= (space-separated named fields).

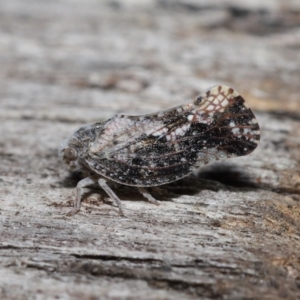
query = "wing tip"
xmin=207 ymin=85 xmax=240 ymax=98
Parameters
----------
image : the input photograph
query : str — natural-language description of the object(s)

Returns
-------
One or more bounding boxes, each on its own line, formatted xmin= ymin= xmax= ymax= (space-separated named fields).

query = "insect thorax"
xmin=59 ymin=122 xmax=103 ymax=172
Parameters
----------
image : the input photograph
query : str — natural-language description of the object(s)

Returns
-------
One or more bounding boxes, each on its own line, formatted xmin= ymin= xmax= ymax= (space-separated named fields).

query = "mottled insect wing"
xmin=85 ymin=85 xmax=260 ymax=187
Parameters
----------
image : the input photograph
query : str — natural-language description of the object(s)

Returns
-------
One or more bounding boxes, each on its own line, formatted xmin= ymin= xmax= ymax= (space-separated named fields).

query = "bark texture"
xmin=1 ymin=1 xmax=300 ymax=299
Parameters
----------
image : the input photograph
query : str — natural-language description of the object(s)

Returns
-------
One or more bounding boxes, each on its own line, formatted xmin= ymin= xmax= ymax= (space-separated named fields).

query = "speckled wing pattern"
xmin=85 ymin=86 xmax=260 ymax=187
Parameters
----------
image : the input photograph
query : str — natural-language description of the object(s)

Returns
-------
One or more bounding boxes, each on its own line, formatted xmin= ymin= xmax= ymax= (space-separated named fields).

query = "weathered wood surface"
xmin=1 ymin=1 xmax=300 ymax=299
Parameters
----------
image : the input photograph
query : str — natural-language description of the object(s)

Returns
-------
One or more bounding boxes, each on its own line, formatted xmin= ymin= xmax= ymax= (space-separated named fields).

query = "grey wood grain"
xmin=1 ymin=1 xmax=300 ymax=299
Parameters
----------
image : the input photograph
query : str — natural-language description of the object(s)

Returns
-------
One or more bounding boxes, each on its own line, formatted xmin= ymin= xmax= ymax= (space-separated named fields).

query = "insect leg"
xmin=66 ymin=176 xmax=98 ymax=216
xmin=137 ymin=187 xmax=160 ymax=205
xmin=98 ymin=178 xmax=125 ymax=216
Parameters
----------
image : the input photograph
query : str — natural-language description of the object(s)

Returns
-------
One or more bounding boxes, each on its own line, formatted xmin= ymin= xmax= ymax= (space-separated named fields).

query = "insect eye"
xmin=64 ymin=147 xmax=78 ymax=161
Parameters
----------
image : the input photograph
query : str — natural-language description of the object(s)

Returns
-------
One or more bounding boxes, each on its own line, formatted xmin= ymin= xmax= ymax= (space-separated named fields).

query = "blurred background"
xmin=1 ymin=0 xmax=300 ymax=124
xmin=1 ymin=2 xmax=300 ymax=299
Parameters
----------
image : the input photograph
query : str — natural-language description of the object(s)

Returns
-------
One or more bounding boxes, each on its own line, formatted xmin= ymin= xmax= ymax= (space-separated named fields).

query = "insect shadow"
xmin=197 ymin=162 xmax=259 ymax=189
xmin=159 ymin=162 xmax=259 ymax=198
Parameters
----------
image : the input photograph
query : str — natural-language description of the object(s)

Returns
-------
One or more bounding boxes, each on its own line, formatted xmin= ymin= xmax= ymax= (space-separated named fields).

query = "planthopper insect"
xmin=59 ymin=85 xmax=260 ymax=216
